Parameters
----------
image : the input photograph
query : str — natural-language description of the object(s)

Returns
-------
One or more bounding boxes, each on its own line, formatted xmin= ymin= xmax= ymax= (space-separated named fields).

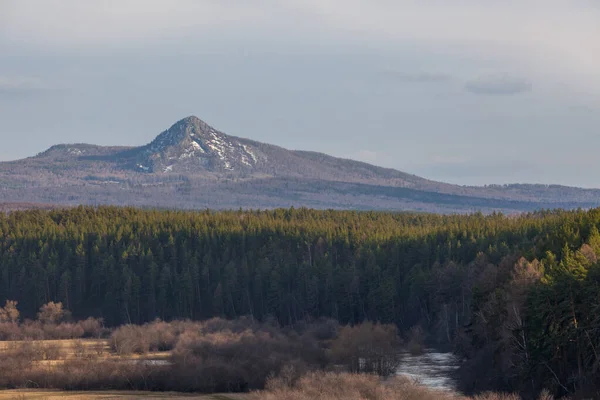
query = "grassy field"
xmin=0 ymin=339 xmax=106 ymax=348
xmin=0 ymin=339 xmax=108 ymax=353
xmin=0 ymin=391 xmax=249 ymax=400
xmin=0 ymin=340 xmax=252 ymax=399
xmin=0 ymin=339 xmax=172 ymax=365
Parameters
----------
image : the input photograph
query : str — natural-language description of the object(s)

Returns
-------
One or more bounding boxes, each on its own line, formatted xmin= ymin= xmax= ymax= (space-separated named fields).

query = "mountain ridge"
xmin=2 ymin=115 xmax=600 ymax=213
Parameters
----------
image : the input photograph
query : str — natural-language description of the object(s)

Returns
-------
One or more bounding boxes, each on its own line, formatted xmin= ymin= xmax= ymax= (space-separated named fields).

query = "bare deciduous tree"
xmin=37 ymin=301 xmax=68 ymax=324
xmin=331 ymin=322 xmax=401 ymax=376
xmin=0 ymin=300 xmax=19 ymax=323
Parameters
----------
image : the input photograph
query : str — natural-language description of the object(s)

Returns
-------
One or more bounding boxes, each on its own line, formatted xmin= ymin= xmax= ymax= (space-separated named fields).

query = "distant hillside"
xmin=1 ymin=116 xmax=600 ymax=212
xmin=0 ymin=202 xmax=64 ymax=213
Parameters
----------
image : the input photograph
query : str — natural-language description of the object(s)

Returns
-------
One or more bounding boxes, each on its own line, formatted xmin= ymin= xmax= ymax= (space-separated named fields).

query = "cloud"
xmin=0 ymin=76 xmax=47 ymax=93
xmin=464 ymin=74 xmax=532 ymax=96
xmin=4 ymin=0 xmax=598 ymax=97
xmin=1 ymin=0 xmax=305 ymax=48
xmin=296 ymin=1 xmax=600 ymax=91
xmin=380 ymin=69 xmax=454 ymax=84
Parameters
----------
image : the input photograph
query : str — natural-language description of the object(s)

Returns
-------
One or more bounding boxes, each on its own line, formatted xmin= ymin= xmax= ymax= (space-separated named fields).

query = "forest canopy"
xmin=1 ymin=206 xmax=600 ymax=396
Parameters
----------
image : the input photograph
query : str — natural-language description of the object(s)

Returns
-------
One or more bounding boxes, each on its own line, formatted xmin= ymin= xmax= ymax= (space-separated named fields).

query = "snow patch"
xmin=190 ymin=140 xmax=205 ymax=153
xmin=145 ymin=125 xmax=261 ymax=172
xmin=242 ymin=145 xmax=258 ymax=164
xmin=205 ymin=130 xmax=235 ymax=170
xmin=179 ymin=140 xmax=205 ymax=159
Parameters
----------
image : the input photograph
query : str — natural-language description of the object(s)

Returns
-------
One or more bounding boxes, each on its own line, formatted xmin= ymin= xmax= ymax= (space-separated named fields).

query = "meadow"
xmin=0 ymin=392 xmax=247 ymax=400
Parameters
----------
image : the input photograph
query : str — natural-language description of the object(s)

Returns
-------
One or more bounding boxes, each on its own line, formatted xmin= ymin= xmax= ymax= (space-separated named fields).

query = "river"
xmin=396 ymin=349 xmax=461 ymax=392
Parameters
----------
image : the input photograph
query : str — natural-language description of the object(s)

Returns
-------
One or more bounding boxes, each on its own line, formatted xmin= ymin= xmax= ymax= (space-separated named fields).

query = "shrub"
xmin=0 ymin=300 xmax=19 ymax=323
xmin=37 ymin=302 xmax=69 ymax=324
xmin=331 ymin=322 xmax=401 ymax=376
xmin=255 ymin=371 xmax=548 ymax=400
xmin=110 ymin=324 xmax=150 ymax=355
xmin=0 ymin=321 xmax=22 ymax=340
xmin=79 ymin=317 xmax=106 ymax=338
xmin=109 ymin=319 xmax=197 ymax=355
xmin=168 ymin=323 xmax=327 ymax=392
xmin=255 ymin=371 xmax=463 ymax=400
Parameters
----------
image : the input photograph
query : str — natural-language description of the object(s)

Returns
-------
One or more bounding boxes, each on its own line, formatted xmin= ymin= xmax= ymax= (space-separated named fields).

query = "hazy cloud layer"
xmin=465 ymin=74 xmax=532 ymax=96
xmin=380 ymin=69 xmax=454 ymax=84
xmin=0 ymin=76 xmax=46 ymax=93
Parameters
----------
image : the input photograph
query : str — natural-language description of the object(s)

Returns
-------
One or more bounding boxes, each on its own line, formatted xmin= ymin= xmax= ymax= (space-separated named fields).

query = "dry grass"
xmin=0 ymin=321 xmax=558 ymax=399
xmin=252 ymin=372 xmax=464 ymax=400
xmin=0 ymin=340 xmax=109 ymax=355
xmin=0 ymin=391 xmax=248 ymax=400
xmin=251 ymin=372 xmax=555 ymax=400
xmin=0 ymin=339 xmax=171 ymax=367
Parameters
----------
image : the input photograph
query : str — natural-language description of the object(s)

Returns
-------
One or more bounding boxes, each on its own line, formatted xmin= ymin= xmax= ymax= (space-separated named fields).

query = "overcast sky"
xmin=1 ymin=0 xmax=600 ymax=186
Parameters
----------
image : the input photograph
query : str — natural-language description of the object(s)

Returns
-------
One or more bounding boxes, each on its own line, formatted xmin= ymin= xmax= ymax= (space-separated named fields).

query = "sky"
xmin=1 ymin=0 xmax=600 ymax=187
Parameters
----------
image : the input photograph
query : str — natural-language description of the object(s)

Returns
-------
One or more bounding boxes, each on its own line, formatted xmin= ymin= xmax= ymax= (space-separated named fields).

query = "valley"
xmin=4 ymin=1 xmax=599 ymax=399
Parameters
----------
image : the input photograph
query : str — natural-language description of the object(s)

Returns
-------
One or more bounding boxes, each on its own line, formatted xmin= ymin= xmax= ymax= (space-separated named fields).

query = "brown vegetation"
xmin=0 ymin=300 xmax=19 ymax=323
xmin=168 ymin=320 xmax=329 ymax=392
xmin=1 ymin=316 xmax=381 ymax=393
xmin=254 ymin=372 xmax=461 ymax=400
xmin=253 ymin=371 xmax=558 ymax=400
xmin=0 ymin=391 xmax=247 ymax=399
xmin=330 ymin=322 xmax=401 ymax=376
xmin=110 ymin=319 xmax=195 ymax=355
xmin=0 ymin=316 xmax=564 ymax=399
xmin=0 ymin=313 xmax=411 ymax=394
xmin=0 ymin=301 xmax=562 ymax=398
xmin=37 ymin=302 xmax=69 ymax=324
xmin=0 ymin=317 xmax=105 ymax=341
xmin=0 ymin=302 xmax=104 ymax=341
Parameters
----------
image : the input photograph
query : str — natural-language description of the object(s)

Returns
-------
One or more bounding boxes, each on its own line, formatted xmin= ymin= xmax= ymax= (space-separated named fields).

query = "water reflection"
xmin=396 ymin=349 xmax=460 ymax=392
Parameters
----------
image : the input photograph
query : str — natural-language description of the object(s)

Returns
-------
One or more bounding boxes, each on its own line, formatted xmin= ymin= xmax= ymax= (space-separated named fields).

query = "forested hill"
xmin=3 ymin=116 xmax=600 ymax=212
xmin=2 ymin=206 xmax=600 ymax=396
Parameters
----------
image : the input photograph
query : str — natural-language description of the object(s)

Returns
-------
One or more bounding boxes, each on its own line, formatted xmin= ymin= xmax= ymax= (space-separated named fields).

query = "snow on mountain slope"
xmin=131 ymin=116 xmax=265 ymax=173
xmin=3 ymin=115 xmax=600 ymax=212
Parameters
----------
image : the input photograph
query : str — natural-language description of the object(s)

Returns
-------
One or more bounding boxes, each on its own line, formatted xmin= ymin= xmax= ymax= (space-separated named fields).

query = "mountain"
xmin=2 ymin=115 xmax=600 ymax=213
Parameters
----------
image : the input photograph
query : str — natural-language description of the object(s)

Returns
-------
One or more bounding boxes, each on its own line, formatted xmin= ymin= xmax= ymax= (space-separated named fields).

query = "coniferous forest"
xmin=2 ymin=206 xmax=600 ymax=397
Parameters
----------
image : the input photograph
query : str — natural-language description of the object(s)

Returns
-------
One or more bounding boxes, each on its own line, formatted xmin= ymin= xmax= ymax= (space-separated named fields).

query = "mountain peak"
xmin=134 ymin=116 xmax=263 ymax=173
xmin=164 ymin=115 xmax=215 ymax=140
xmin=148 ymin=116 xmax=217 ymax=152
xmin=173 ymin=115 xmax=211 ymax=131
xmin=180 ymin=115 xmax=203 ymax=123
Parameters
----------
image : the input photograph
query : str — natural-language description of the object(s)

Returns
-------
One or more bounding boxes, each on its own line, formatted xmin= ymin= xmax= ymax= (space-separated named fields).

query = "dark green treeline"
xmin=0 ymin=206 xmax=589 ymax=324
xmin=0 ymin=206 xmax=529 ymax=325
xmin=3 ymin=206 xmax=600 ymax=395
